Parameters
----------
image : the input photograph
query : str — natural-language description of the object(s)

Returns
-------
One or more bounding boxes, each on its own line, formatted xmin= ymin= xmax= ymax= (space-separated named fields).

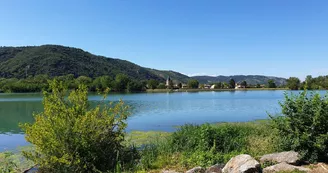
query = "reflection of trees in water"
xmin=0 ymin=101 xmax=43 ymax=134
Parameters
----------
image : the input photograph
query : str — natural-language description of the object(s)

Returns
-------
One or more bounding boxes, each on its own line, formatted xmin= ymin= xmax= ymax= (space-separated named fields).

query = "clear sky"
xmin=1 ymin=0 xmax=327 ymax=79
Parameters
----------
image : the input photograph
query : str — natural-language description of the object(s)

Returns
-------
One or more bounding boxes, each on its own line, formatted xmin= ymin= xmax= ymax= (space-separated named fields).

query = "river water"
xmin=0 ymin=90 xmax=326 ymax=151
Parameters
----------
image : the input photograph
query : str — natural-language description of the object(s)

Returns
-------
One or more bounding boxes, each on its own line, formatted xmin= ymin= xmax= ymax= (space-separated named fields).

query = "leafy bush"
xmin=20 ymin=80 xmax=138 ymax=172
xmin=270 ymin=90 xmax=328 ymax=162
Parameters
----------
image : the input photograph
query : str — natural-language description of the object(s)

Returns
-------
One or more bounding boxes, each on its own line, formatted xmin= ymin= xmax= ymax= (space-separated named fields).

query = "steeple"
xmin=166 ymin=76 xmax=171 ymax=86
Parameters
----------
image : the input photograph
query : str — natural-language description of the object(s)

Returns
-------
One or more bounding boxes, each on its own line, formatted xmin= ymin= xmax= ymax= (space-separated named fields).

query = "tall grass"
xmin=136 ymin=120 xmax=280 ymax=171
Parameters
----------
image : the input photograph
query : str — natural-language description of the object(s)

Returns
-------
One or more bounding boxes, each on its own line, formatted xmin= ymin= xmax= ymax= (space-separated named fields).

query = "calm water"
xmin=0 ymin=90 xmax=326 ymax=151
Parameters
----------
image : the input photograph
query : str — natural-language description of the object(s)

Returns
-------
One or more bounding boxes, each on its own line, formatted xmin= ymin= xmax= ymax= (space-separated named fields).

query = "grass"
xmin=125 ymin=131 xmax=171 ymax=147
xmin=130 ymin=120 xmax=281 ymax=172
xmin=276 ymin=171 xmax=307 ymax=173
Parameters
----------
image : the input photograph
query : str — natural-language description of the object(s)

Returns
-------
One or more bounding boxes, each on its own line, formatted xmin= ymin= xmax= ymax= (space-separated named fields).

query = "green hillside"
xmin=0 ymin=45 xmax=190 ymax=82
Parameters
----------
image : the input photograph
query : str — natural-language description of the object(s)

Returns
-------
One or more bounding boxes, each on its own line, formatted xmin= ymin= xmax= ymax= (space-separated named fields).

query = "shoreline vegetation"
xmin=1 ymin=80 xmax=328 ymax=173
xmin=146 ymin=88 xmax=289 ymax=93
xmin=1 ymin=73 xmax=328 ymax=94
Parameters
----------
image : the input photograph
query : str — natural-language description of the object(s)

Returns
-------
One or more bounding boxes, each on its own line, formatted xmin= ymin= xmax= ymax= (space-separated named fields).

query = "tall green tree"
xmin=147 ymin=79 xmax=159 ymax=90
xmin=229 ymin=79 xmax=235 ymax=89
xmin=187 ymin=79 xmax=199 ymax=89
xmin=305 ymin=75 xmax=313 ymax=90
xmin=91 ymin=76 xmax=112 ymax=91
xmin=113 ymin=74 xmax=131 ymax=91
xmin=267 ymin=79 xmax=276 ymax=88
xmin=286 ymin=77 xmax=301 ymax=90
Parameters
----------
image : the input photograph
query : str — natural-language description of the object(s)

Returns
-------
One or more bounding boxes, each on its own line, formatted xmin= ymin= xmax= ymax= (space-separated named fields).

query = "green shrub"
xmin=270 ymin=90 xmax=328 ymax=162
xmin=20 ymin=80 xmax=138 ymax=172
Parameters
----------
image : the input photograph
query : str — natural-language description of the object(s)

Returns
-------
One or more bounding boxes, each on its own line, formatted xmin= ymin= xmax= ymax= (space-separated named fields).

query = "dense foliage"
xmin=20 ymin=80 xmax=138 ymax=172
xmin=270 ymin=90 xmax=328 ymax=162
xmin=0 ymin=45 xmax=190 ymax=82
xmin=303 ymin=75 xmax=328 ymax=90
xmin=147 ymin=79 xmax=159 ymax=90
xmin=284 ymin=76 xmax=328 ymax=90
xmin=0 ymin=74 xmax=149 ymax=93
xmin=267 ymin=79 xmax=277 ymax=88
xmin=187 ymin=79 xmax=199 ymax=89
xmin=286 ymin=77 xmax=301 ymax=90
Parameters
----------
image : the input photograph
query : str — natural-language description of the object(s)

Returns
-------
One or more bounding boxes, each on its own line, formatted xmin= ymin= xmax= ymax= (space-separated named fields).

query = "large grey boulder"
xmin=222 ymin=154 xmax=261 ymax=173
xmin=205 ymin=164 xmax=224 ymax=173
xmin=260 ymin=151 xmax=300 ymax=165
xmin=263 ymin=162 xmax=310 ymax=173
xmin=186 ymin=166 xmax=205 ymax=173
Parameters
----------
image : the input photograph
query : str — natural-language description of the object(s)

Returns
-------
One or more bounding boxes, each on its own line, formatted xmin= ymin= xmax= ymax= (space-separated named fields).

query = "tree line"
xmin=0 ymin=74 xmax=147 ymax=93
xmin=1 ymin=74 xmax=327 ymax=93
xmin=285 ymin=75 xmax=328 ymax=90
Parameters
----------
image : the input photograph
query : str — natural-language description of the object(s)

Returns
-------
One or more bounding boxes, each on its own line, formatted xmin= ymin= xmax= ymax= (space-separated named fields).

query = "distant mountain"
xmin=0 ymin=45 xmax=190 ymax=83
xmin=192 ymin=75 xmax=287 ymax=86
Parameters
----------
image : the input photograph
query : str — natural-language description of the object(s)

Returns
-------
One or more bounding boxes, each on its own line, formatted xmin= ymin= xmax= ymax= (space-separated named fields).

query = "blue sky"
xmin=1 ymin=0 xmax=327 ymax=79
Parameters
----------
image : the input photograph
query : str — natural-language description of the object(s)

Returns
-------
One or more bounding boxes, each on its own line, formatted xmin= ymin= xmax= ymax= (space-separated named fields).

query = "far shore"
xmin=146 ymin=88 xmax=289 ymax=93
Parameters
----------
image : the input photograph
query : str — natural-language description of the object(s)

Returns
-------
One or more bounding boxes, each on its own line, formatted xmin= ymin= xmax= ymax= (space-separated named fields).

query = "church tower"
xmin=166 ymin=76 xmax=173 ymax=89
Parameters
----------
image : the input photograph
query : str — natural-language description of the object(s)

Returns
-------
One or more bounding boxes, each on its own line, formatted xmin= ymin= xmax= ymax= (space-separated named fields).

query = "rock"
xmin=263 ymin=162 xmax=310 ymax=173
xmin=222 ymin=154 xmax=261 ymax=173
xmin=186 ymin=166 xmax=205 ymax=173
xmin=205 ymin=164 xmax=224 ymax=173
xmin=260 ymin=151 xmax=300 ymax=165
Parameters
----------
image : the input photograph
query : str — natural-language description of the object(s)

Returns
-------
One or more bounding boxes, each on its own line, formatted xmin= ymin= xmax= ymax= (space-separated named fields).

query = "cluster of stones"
xmin=162 ymin=151 xmax=327 ymax=173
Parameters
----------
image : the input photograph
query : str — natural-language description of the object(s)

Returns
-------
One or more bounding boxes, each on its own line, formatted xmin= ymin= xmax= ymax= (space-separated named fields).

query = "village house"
xmin=203 ymin=84 xmax=211 ymax=89
xmin=235 ymin=83 xmax=245 ymax=89
xmin=181 ymin=84 xmax=188 ymax=89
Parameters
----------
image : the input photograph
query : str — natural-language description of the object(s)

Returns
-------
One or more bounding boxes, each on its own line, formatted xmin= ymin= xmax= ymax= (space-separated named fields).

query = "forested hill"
xmin=193 ymin=75 xmax=287 ymax=86
xmin=0 ymin=45 xmax=190 ymax=82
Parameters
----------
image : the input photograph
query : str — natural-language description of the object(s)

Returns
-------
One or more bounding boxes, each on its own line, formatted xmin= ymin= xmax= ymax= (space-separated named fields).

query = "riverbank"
xmin=2 ymin=119 xmax=328 ymax=173
xmin=0 ymin=120 xmax=277 ymax=172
